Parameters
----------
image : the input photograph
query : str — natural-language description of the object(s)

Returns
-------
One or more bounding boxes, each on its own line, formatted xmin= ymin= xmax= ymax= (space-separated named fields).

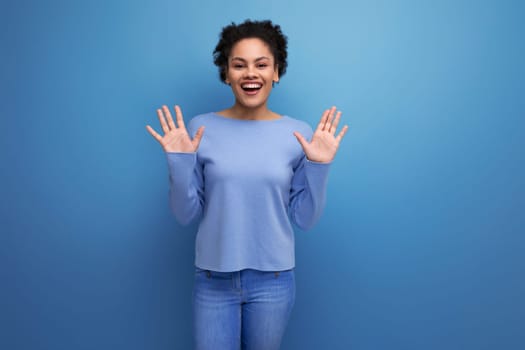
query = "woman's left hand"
xmin=294 ymin=106 xmax=349 ymax=163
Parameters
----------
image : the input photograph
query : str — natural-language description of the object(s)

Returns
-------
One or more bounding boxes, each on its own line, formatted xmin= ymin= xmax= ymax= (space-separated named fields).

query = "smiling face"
xmin=224 ymin=38 xmax=280 ymax=115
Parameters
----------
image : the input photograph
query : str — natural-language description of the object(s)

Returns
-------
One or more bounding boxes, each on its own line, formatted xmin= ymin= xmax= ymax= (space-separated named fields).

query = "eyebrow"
xmin=230 ymin=56 xmax=271 ymax=62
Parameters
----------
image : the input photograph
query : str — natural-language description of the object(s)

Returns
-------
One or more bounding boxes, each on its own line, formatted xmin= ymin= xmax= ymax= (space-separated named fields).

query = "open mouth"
xmin=241 ymin=83 xmax=262 ymax=94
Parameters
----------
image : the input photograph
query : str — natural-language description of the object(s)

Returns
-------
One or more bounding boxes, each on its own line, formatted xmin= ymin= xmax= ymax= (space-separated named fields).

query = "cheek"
xmin=226 ymin=71 xmax=240 ymax=83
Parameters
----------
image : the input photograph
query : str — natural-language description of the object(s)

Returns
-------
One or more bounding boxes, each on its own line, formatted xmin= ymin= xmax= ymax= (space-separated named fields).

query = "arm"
xmin=146 ymin=105 xmax=205 ymax=225
xmin=289 ymin=158 xmax=331 ymax=230
xmin=290 ymin=106 xmax=348 ymax=229
xmin=166 ymin=152 xmax=204 ymax=225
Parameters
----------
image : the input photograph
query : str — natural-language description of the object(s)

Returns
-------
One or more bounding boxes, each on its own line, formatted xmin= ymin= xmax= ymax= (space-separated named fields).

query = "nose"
xmin=244 ymin=64 xmax=257 ymax=79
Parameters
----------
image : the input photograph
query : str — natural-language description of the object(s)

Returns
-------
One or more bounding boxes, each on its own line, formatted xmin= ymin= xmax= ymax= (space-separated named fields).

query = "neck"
xmin=220 ymin=103 xmax=280 ymax=120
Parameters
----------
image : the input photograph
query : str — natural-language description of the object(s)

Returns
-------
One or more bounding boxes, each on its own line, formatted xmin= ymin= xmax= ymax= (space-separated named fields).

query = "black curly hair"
xmin=213 ymin=19 xmax=288 ymax=84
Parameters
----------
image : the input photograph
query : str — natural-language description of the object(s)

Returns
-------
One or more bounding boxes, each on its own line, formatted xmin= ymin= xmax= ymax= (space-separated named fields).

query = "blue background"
xmin=2 ymin=0 xmax=524 ymax=349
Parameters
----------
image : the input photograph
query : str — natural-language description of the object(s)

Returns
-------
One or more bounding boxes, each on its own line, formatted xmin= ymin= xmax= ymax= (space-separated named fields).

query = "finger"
xmin=174 ymin=105 xmax=186 ymax=129
xmin=157 ymin=108 xmax=169 ymax=134
xmin=162 ymin=105 xmax=177 ymax=130
xmin=316 ymin=109 xmax=329 ymax=132
xmin=192 ymin=126 xmax=205 ymax=149
xmin=335 ymin=125 xmax=349 ymax=143
xmin=325 ymin=106 xmax=337 ymax=131
xmin=293 ymin=131 xmax=310 ymax=151
xmin=146 ymin=125 xmax=163 ymax=142
xmin=329 ymin=111 xmax=342 ymax=135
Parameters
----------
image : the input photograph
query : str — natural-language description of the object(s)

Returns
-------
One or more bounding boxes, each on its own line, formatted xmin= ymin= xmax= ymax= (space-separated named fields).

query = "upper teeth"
xmin=242 ymin=83 xmax=262 ymax=88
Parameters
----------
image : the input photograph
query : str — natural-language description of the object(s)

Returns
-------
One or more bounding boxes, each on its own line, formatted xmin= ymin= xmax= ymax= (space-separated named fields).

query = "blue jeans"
xmin=192 ymin=268 xmax=296 ymax=350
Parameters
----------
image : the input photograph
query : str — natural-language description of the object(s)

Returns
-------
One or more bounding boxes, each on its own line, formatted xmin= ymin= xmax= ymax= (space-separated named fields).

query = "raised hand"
xmin=146 ymin=105 xmax=204 ymax=153
xmin=294 ymin=106 xmax=348 ymax=163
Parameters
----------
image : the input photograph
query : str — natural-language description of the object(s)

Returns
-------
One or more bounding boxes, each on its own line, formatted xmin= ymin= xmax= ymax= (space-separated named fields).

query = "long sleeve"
xmin=288 ymin=157 xmax=331 ymax=230
xmin=166 ymin=152 xmax=204 ymax=225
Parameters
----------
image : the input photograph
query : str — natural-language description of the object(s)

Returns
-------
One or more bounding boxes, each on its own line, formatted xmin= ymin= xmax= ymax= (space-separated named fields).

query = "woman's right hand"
xmin=146 ymin=105 xmax=205 ymax=153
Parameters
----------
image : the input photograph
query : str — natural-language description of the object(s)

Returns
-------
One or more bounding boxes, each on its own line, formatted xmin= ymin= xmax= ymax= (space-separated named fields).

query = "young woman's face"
xmin=225 ymin=38 xmax=279 ymax=111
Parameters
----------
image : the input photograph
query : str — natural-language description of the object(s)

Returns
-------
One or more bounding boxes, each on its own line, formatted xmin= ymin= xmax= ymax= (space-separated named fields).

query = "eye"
xmin=233 ymin=63 xmax=245 ymax=69
xmin=257 ymin=63 xmax=268 ymax=68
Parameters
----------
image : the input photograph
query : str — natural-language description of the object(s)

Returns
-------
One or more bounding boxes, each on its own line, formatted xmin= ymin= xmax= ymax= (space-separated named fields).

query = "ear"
xmin=224 ymin=67 xmax=231 ymax=85
xmin=273 ymin=64 xmax=280 ymax=83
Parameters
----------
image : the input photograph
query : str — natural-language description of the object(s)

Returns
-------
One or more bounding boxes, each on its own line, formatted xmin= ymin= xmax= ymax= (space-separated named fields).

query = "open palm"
xmin=294 ymin=107 xmax=348 ymax=163
xmin=146 ymin=105 xmax=204 ymax=153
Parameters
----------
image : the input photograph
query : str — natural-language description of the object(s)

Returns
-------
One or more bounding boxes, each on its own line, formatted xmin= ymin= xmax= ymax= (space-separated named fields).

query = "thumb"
xmin=192 ymin=126 xmax=205 ymax=149
xmin=293 ymin=131 xmax=309 ymax=152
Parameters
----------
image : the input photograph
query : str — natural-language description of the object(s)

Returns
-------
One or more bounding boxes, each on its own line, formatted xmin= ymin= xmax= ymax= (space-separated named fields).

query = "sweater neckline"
xmin=211 ymin=112 xmax=288 ymax=123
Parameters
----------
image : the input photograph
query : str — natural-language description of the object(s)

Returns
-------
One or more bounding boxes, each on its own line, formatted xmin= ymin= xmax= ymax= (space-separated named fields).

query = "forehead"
xmin=230 ymin=38 xmax=274 ymax=60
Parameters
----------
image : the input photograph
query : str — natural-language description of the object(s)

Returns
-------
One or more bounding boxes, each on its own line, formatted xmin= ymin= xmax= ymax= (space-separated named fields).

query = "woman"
xmin=146 ymin=20 xmax=348 ymax=350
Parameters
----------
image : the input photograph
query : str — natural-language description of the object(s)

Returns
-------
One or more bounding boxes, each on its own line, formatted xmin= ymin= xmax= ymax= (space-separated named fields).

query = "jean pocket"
xmin=195 ymin=267 xmax=213 ymax=279
xmin=275 ymin=269 xmax=294 ymax=280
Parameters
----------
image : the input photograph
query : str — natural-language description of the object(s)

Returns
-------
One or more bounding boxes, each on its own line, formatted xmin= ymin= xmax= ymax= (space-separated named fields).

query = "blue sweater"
xmin=166 ymin=112 xmax=331 ymax=272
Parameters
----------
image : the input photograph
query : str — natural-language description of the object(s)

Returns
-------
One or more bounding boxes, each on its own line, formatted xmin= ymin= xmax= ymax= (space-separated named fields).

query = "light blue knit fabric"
xmin=166 ymin=113 xmax=331 ymax=272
